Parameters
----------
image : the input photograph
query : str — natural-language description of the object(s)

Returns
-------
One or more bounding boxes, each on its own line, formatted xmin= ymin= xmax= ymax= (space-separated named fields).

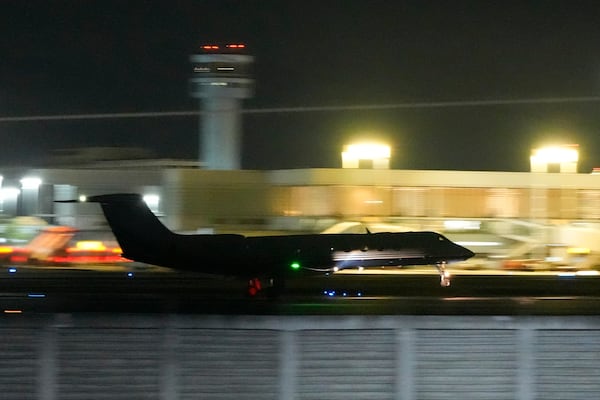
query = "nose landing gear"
xmin=436 ymin=262 xmax=451 ymax=287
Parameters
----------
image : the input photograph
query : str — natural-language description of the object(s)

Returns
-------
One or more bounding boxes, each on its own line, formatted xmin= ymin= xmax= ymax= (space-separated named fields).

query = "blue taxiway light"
xmin=27 ymin=293 xmax=46 ymax=298
xmin=324 ymin=289 xmax=364 ymax=297
xmin=8 ymin=267 xmax=17 ymax=274
xmin=127 ymin=272 xmax=134 ymax=278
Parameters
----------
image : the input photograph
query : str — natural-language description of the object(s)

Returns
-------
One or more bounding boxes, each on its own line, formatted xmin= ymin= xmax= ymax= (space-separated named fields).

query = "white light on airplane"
xmin=79 ymin=195 xmax=87 ymax=202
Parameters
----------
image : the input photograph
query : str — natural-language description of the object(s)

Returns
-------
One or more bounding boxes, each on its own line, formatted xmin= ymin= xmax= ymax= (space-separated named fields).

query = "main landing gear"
xmin=436 ymin=262 xmax=451 ymax=287
xmin=247 ymin=278 xmax=263 ymax=296
xmin=247 ymin=277 xmax=285 ymax=299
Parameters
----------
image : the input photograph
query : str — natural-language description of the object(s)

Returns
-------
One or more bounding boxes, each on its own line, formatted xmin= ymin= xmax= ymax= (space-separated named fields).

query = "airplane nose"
xmin=453 ymin=242 xmax=475 ymax=260
xmin=462 ymin=246 xmax=475 ymax=259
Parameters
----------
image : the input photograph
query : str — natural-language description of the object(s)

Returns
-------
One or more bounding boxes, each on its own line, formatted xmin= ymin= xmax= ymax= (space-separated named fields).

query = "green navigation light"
xmin=290 ymin=261 xmax=301 ymax=270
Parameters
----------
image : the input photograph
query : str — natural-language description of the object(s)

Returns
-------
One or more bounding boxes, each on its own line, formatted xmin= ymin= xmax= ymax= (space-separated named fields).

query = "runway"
xmin=1 ymin=265 xmax=600 ymax=315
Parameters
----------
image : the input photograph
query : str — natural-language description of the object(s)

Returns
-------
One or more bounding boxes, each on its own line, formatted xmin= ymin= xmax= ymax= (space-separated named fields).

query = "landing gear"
xmin=436 ymin=262 xmax=451 ymax=287
xmin=247 ymin=278 xmax=262 ymax=296
xmin=247 ymin=277 xmax=285 ymax=299
xmin=265 ymin=277 xmax=285 ymax=299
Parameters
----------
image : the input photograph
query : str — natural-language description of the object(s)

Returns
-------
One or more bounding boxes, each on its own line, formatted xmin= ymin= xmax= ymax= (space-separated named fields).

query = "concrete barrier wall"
xmin=2 ymin=314 xmax=600 ymax=399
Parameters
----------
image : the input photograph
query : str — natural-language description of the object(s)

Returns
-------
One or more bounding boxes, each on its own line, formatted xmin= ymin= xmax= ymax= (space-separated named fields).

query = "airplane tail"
xmin=86 ymin=193 xmax=174 ymax=265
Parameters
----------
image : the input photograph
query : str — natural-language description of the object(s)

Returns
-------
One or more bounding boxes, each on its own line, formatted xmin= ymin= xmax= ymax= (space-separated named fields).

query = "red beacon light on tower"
xmin=226 ymin=43 xmax=246 ymax=49
xmin=199 ymin=43 xmax=247 ymax=53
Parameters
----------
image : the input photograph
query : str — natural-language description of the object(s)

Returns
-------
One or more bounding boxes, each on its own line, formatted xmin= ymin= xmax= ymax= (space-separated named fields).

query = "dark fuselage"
xmin=85 ymin=194 xmax=474 ymax=279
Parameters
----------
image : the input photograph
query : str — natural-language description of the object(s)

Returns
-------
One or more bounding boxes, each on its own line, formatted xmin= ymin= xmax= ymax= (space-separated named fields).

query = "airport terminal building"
xmin=2 ymin=164 xmax=600 ymax=237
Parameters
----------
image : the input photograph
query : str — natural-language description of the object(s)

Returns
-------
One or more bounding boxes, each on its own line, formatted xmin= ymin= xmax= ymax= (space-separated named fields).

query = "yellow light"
xmin=530 ymin=145 xmax=579 ymax=164
xmin=70 ymin=241 xmax=107 ymax=252
xmin=0 ymin=246 xmax=12 ymax=254
xmin=342 ymin=143 xmax=391 ymax=160
xmin=567 ymin=247 xmax=590 ymax=255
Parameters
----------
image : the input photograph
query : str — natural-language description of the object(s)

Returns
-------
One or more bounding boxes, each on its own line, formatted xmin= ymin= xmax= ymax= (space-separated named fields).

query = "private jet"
xmin=65 ymin=194 xmax=475 ymax=295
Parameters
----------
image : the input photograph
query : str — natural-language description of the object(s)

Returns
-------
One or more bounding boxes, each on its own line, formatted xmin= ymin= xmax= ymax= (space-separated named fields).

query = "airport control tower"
xmin=189 ymin=43 xmax=254 ymax=169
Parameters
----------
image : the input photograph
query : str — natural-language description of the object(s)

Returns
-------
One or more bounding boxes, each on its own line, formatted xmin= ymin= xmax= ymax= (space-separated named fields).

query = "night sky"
xmin=1 ymin=0 xmax=599 ymax=171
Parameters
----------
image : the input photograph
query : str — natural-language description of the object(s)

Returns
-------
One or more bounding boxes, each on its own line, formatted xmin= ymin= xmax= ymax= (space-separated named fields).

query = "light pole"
xmin=20 ymin=177 xmax=42 ymax=216
xmin=530 ymin=144 xmax=579 ymax=173
xmin=0 ymin=187 xmax=19 ymax=216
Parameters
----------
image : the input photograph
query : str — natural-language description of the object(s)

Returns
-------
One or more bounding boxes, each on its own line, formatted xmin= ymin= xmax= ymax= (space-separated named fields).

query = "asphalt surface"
xmin=1 ymin=265 xmax=600 ymax=315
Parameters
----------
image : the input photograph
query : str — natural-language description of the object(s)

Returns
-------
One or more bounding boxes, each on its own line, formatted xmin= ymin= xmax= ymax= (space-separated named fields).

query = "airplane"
xmin=63 ymin=193 xmax=474 ymax=295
